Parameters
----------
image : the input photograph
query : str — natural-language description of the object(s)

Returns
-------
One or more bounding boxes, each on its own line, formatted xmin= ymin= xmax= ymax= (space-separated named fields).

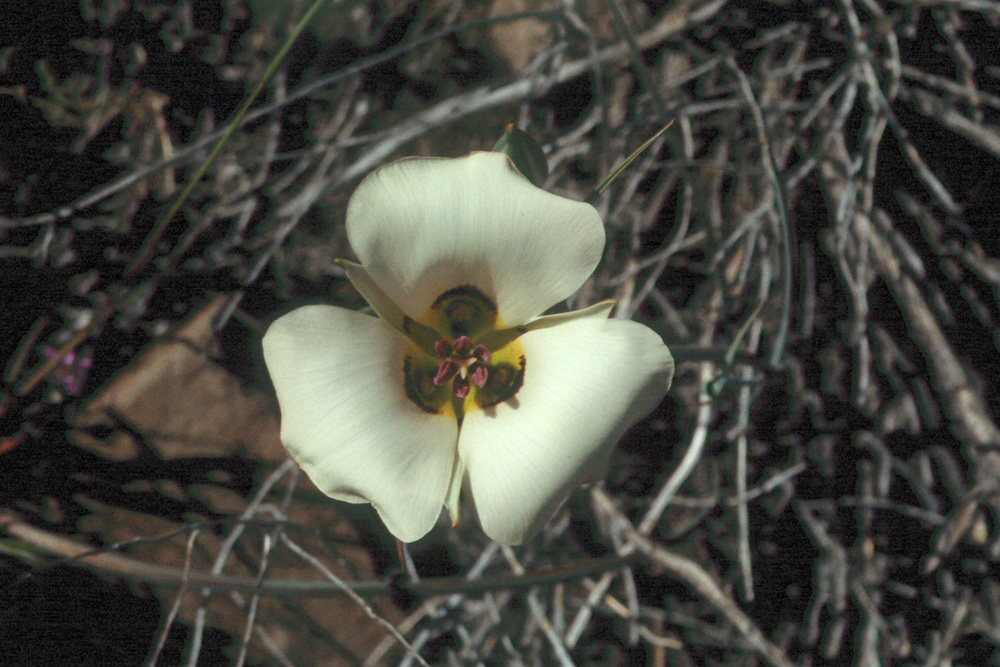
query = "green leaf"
xmin=245 ymin=0 xmax=341 ymax=41
xmin=706 ymin=299 xmax=765 ymax=396
xmin=124 ymin=0 xmax=330 ymax=278
xmin=585 ymin=120 xmax=673 ymax=205
xmin=493 ymin=124 xmax=549 ymax=187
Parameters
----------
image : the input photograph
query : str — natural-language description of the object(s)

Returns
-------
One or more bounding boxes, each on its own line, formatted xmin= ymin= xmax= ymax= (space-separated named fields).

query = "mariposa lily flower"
xmin=262 ymin=152 xmax=673 ymax=545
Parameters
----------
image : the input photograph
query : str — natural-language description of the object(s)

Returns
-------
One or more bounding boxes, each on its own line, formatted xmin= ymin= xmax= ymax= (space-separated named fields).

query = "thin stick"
xmin=279 ymin=532 xmax=431 ymax=667
xmin=638 ymin=362 xmax=715 ymax=535
xmin=593 ymin=489 xmax=796 ymax=667
xmin=147 ymin=528 xmax=200 ymax=667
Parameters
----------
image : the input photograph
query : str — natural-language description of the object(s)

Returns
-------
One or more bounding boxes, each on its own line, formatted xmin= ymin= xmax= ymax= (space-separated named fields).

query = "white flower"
xmin=262 ymin=152 xmax=673 ymax=545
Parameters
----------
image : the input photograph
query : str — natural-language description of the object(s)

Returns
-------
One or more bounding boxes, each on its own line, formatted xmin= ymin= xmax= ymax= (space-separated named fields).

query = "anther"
xmin=453 ymin=336 xmax=474 ymax=356
xmin=434 ymin=339 xmax=453 ymax=358
xmin=473 ymin=344 xmax=491 ymax=364
xmin=470 ymin=365 xmax=489 ymax=388
xmin=433 ymin=361 xmax=458 ymax=386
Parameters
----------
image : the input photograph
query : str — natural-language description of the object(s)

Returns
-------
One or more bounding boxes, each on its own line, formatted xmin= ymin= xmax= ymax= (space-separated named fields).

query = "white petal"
xmin=346 ymin=152 xmax=605 ymax=327
xmin=262 ymin=305 xmax=457 ymax=542
xmin=459 ymin=312 xmax=673 ymax=544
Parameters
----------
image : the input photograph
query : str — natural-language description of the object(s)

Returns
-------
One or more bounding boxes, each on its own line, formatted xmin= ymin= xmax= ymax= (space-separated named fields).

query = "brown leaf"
xmin=75 ymin=491 xmax=399 ymax=665
xmin=65 ymin=296 xmax=402 ymax=663
xmin=486 ymin=0 xmax=554 ymax=73
xmin=70 ymin=297 xmax=283 ymax=462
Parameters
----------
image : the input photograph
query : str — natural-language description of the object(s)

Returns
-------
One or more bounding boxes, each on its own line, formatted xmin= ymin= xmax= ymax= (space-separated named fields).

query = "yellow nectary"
xmin=402 ymin=284 xmax=526 ymax=418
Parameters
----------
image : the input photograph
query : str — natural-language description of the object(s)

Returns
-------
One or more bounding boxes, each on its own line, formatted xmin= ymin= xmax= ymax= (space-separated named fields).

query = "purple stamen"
xmin=470 ymin=364 xmax=489 ymax=388
xmin=473 ymin=344 xmax=492 ymax=364
xmin=433 ymin=361 xmax=458 ymax=386
xmin=434 ymin=339 xmax=453 ymax=358
xmin=453 ymin=336 xmax=474 ymax=356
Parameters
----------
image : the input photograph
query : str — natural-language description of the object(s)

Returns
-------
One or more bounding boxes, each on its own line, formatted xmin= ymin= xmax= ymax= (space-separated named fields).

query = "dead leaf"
xmin=65 ymin=296 xmax=402 ymax=663
xmin=75 ymin=491 xmax=398 ymax=665
xmin=70 ymin=297 xmax=283 ymax=462
xmin=486 ymin=0 xmax=554 ymax=73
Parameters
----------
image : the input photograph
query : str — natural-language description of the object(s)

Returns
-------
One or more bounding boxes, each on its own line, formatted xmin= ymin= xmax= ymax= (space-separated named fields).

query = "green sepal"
xmin=338 ymin=259 xmax=441 ymax=356
xmin=445 ymin=455 xmax=466 ymax=526
xmin=493 ymin=124 xmax=549 ymax=187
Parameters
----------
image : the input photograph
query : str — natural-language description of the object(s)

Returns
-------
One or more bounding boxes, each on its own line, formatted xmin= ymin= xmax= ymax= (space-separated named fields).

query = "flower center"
xmin=432 ymin=336 xmax=492 ymax=398
xmin=402 ymin=286 xmax=526 ymax=415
